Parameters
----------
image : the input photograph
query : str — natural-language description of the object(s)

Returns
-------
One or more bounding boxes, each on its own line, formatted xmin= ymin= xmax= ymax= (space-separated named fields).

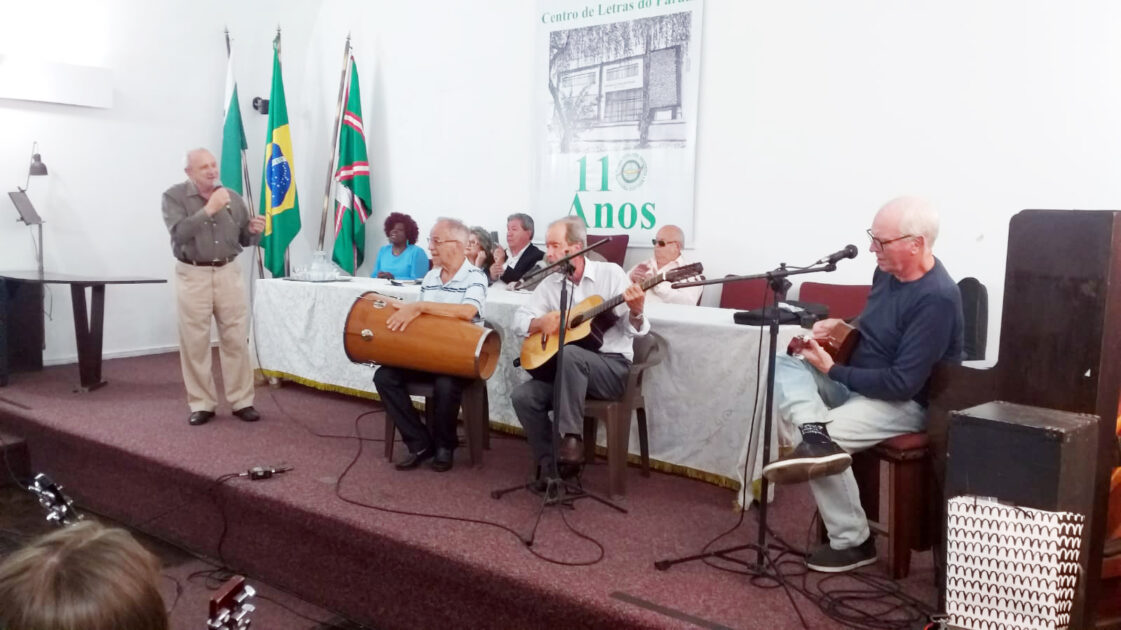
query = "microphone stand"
xmin=491 ymin=237 xmax=625 ymax=545
xmin=653 ymin=261 xmax=839 ymax=576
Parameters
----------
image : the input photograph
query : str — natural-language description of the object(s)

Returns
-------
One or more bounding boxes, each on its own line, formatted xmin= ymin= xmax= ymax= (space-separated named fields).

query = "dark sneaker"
xmin=394 ymin=449 xmax=433 ymax=470
xmin=805 ymin=536 xmax=877 ymax=573
xmin=762 ymin=440 xmax=851 ymax=484
xmin=430 ymin=447 xmax=454 ymax=473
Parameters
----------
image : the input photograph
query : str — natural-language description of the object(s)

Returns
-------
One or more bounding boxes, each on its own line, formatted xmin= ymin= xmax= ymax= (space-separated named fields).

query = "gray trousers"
xmin=511 ymin=345 xmax=630 ymax=472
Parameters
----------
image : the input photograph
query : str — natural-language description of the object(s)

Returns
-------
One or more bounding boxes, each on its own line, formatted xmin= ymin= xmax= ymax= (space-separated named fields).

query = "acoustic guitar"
xmin=786 ymin=319 xmax=860 ymax=364
xmin=520 ymin=262 xmax=703 ymax=377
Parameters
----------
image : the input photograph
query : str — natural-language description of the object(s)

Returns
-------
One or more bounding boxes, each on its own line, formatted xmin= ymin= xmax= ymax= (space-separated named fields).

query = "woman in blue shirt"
xmin=372 ymin=212 xmax=429 ymax=280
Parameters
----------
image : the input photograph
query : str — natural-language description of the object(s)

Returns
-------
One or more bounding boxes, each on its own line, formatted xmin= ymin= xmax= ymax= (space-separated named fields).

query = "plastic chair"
xmin=798 ymin=282 xmax=871 ymax=321
xmin=586 ymin=234 xmax=629 ymax=267
xmin=581 ymin=331 xmax=667 ymax=497
xmin=382 ymin=321 xmax=497 ymax=467
xmin=383 ymin=378 xmax=490 ymax=467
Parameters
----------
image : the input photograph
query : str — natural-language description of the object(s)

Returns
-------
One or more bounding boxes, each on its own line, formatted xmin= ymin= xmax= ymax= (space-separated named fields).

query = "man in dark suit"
xmin=491 ymin=213 xmax=544 ymax=285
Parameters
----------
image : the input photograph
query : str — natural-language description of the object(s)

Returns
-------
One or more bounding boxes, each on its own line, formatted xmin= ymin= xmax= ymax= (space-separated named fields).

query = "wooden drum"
xmin=343 ymin=291 xmax=501 ymax=379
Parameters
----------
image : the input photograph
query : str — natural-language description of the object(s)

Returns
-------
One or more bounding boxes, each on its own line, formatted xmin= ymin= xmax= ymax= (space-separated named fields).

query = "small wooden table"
xmin=0 ymin=271 xmax=166 ymax=392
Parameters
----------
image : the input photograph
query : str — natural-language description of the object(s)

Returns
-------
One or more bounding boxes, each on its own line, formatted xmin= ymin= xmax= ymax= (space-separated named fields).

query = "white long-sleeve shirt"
xmin=513 ymin=259 xmax=650 ymax=360
xmin=627 ymin=254 xmax=703 ymax=306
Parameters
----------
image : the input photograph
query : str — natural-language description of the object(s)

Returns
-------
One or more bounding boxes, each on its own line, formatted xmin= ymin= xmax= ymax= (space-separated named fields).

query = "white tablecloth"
xmin=252 ymin=277 xmax=798 ymax=497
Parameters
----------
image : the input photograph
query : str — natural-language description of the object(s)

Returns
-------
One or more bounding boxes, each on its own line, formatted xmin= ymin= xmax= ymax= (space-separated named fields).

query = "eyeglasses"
xmin=427 ymin=236 xmax=462 ymax=247
xmin=866 ymin=229 xmax=914 ymax=250
xmin=651 ymin=239 xmax=679 ymax=247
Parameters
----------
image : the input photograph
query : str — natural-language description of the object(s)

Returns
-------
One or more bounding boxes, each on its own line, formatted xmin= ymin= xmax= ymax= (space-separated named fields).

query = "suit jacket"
xmin=500 ymin=243 xmax=545 ymax=284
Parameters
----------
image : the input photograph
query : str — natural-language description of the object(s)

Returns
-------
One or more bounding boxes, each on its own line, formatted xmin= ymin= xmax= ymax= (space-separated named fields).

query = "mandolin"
xmin=787 ymin=319 xmax=860 ymax=364
xmin=520 ymin=262 xmax=703 ymax=377
xmin=208 ymin=575 xmax=256 ymax=630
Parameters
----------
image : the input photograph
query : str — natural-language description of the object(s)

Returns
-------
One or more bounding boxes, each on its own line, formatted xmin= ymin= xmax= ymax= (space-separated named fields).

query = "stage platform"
xmin=0 ymin=352 xmax=938 ymax=629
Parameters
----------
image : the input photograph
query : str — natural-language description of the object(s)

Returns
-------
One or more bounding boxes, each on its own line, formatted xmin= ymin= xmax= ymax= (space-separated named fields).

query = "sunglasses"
xmin=651 ymin=239 xmax=679 ymax=247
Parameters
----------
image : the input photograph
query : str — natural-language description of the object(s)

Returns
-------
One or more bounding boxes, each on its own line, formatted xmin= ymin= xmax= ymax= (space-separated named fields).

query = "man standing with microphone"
xmin=162 ymin=148 xmax=265 ymax=426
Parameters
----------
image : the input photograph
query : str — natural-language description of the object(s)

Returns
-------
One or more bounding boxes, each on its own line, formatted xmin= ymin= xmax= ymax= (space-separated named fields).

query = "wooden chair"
xmin=815 ymin=431 xmax=932 ymax=579
xmin=581 ymin=331 xmax=667 ymax=497
xmin=383 ymin=378 xmax=491 ymax=466
xmin=718 ymin=276 xmax=773 ymax=310
xmin=798 ymin=282 xmax=871 ymax=321
xmin=851 ymin=432 xmax=934 ymax=579
xmin=586 ymin=234 xmax=629 ymax=267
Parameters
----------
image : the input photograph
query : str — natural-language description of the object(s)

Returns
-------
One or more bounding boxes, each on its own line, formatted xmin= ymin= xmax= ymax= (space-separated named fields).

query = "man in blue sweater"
xmin=762 ymin=196 xmax=963 ymax=573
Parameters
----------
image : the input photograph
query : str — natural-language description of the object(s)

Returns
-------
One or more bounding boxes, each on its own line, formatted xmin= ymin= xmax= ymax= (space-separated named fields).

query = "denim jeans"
xmin=773 ymin=355 xmax=924 ymax=549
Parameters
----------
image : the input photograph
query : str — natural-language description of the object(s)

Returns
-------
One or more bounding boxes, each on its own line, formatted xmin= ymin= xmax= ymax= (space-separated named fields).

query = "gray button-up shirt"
xmin=162 ymin=180 xmax=260 ymax=263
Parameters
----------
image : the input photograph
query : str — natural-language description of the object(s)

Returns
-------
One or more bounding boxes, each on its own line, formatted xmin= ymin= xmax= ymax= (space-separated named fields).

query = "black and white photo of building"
xmin=547 ymin=11 xmax=692 ymax=153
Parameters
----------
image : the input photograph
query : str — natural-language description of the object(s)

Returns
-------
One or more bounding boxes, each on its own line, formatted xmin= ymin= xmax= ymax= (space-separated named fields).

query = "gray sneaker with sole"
xmin=762 ymin=440 xmax=852 ymax=484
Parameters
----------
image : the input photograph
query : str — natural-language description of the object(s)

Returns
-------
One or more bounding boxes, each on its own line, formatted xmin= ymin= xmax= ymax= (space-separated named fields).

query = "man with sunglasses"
xmin=627 ymin=225 xmax=703 ymax=305
xmin=762 ymin=196 xmax=963 ymax=573
xmin=373 ymin=218 xmax=488 ymax=473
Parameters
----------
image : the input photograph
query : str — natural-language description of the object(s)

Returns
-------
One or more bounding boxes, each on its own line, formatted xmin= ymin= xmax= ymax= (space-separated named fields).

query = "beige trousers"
xmin=174 ymin=261 xmax=254 ymax=412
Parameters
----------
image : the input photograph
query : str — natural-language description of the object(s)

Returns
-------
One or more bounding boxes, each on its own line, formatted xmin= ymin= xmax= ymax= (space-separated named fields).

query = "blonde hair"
xmin=0 ymin=521 xmax=169 ymax=630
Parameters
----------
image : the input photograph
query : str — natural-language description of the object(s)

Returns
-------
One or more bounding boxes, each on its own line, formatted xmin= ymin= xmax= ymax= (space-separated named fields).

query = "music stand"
xmin=653 ymin=261 xmax=839 ymax=577
xmin=491 ymin=237 xmax=626 ymax=545
xmin=8 ymin=190 xmax=44 ymax=276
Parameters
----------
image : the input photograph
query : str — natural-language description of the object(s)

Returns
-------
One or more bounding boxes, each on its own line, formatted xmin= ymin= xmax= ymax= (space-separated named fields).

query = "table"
xmin=252 ymin=277 xmax=798 ymax=495
xmin=0 ymin=271 xmax=166 ymax=391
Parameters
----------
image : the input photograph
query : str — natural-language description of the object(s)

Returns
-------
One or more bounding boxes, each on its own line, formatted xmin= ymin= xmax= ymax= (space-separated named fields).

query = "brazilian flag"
xmin=259 ymin=35 xmax=301 ymax=277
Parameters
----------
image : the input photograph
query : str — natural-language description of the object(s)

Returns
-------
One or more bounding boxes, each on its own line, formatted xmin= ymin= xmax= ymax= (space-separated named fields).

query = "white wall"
xmin=2 ymin=0 xmax=1119 ymax=365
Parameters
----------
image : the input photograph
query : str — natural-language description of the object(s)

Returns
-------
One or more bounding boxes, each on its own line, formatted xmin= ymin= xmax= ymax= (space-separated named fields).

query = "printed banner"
xmin=534 ymin=0 xmax=703 ymax=246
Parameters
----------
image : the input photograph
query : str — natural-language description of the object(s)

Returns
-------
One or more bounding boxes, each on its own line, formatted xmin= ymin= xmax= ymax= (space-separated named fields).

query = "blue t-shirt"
xmin=827 ymin=258 xmax=963 ymax=405
xmin=372 ymin=243 xmax=429 ymax=280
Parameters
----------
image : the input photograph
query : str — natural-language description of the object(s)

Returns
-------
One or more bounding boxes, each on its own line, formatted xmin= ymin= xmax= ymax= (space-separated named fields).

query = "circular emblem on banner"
xmin=616 ymin=154 xmax=648 ymax=191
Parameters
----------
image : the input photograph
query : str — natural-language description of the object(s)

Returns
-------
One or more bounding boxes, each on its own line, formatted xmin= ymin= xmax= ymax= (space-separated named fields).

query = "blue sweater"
xmin=827 ymin=258 xmax=963 ymax=405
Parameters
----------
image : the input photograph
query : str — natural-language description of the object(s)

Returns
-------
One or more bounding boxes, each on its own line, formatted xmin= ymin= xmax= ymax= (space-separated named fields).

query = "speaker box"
xmin=946 ymin=400 xmax=1099 ymax=622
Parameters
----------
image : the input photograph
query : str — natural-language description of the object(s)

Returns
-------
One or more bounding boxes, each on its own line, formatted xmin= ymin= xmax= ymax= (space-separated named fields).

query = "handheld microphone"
xmin=816 ymin=244 xmax=858 ymax=266
xmin=214 ymin=180 xmax=231 ymax=213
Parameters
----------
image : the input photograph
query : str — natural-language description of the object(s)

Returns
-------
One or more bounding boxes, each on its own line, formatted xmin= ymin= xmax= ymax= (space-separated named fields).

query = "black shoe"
xmin=806 ymin=536 xmax=877 ymax=573
xmin=188 ymin=410 xmax=215 ymax=426
xmin=233 ymin=406 xmax=260 ymax=422
xmin=762 ymin=439 xmax=851 ymax=484
xmin=430 ymin=448 xmax=454 ymax=472
xmin=395 ymin=449 xmax=433 ymax=470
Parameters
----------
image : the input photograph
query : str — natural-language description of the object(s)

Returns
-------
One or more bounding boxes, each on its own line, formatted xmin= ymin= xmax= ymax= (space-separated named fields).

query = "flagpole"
xmin=226 ymin=28 xmax=265 ymax=279
xmin=273 ymin=27 xmax=292 ymax=277
xmin=317 ymin=35 xmax=353 ymax=250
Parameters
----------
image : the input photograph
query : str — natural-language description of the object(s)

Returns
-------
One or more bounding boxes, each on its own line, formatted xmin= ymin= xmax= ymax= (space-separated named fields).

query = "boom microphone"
xmin=816 ymin=244 xmax=858 ymax=266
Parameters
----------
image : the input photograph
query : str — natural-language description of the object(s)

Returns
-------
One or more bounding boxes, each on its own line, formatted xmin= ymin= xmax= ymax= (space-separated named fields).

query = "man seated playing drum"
xmin=373 ymin=218 xmax=489 ymax=473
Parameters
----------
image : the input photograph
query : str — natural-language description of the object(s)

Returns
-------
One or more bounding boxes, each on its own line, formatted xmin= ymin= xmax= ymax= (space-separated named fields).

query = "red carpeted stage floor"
xmin=0 ymin=352 xmax=937 ymax=629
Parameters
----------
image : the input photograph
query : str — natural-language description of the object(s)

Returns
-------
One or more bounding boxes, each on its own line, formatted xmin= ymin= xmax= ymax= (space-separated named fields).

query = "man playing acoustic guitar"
xmin=511 ymin=217 xmax=650 ymax=482
xmin=763 ymin=196 xmax=963 ymax=573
